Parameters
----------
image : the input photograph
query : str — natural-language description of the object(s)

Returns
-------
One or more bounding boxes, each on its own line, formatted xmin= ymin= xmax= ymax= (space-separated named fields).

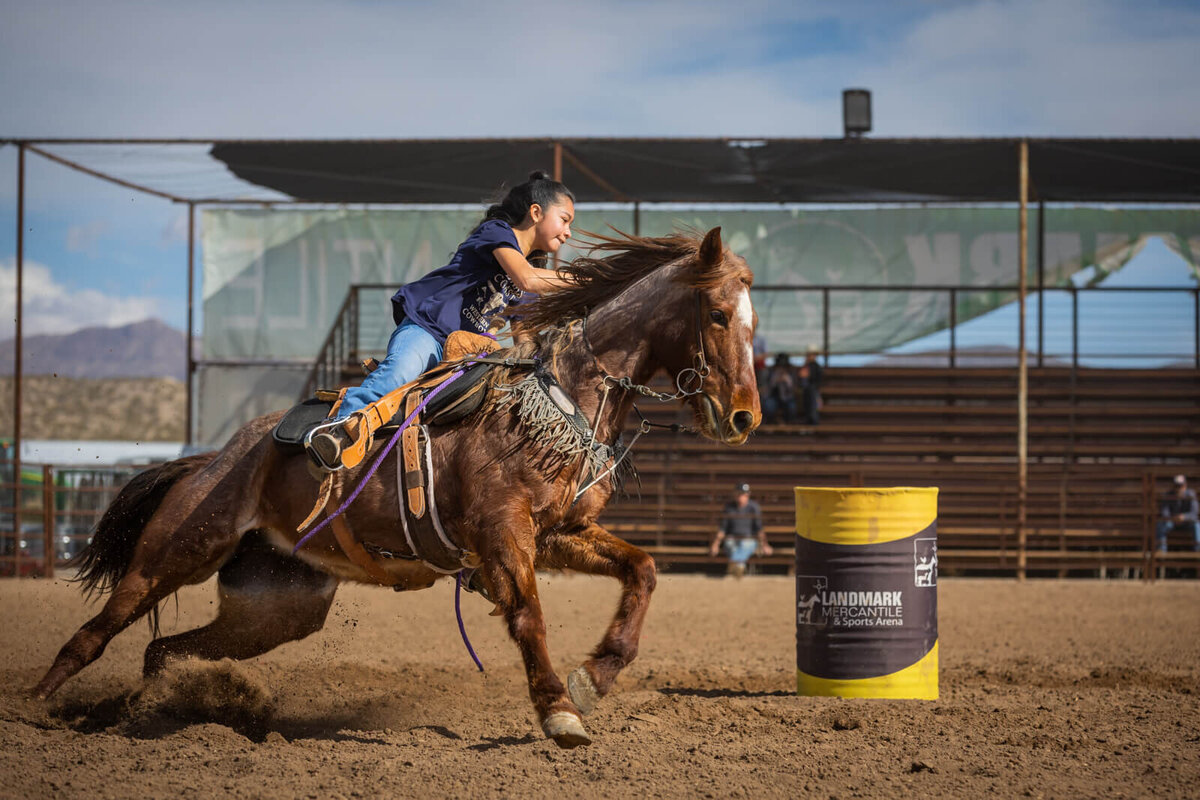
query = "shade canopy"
xmin=209 ymin=137 xmax=1200 ymax=204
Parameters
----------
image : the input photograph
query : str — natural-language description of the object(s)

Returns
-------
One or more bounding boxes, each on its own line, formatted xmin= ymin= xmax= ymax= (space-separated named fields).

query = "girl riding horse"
xmin=308 ymin=171 xmax=577 ymax=472
xmin=33 ymin=227 xmax=761 ymax=749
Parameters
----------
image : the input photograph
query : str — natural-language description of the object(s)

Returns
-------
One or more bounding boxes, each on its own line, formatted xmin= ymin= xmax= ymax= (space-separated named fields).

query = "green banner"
xmin=202 ymin=206 xmax=1200 ymax=359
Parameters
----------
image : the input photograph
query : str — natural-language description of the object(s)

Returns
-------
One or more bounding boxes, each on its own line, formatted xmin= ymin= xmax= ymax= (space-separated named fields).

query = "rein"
xmin=571 ymin=289 xmax=710 ymax=501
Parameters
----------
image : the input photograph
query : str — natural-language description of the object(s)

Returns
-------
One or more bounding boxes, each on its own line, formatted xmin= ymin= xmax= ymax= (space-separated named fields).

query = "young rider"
xmin=307 ymin=171 xmax=576 ymax=471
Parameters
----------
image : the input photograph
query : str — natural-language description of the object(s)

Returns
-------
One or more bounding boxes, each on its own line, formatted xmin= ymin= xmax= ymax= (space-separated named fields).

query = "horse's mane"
xmin=480 ymin=227 xmax=752 ymax=409
xmin=513 ymin=229 xmax=735 ymax=332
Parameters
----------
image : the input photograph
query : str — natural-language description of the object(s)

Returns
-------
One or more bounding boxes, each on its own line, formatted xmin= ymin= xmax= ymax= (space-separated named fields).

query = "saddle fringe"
xmin=495 ymin=372 xmax=608 ymax=480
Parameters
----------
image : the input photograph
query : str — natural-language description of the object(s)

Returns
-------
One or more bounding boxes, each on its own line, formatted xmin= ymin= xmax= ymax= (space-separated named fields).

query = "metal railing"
xmin=299 ymin=284 xmax=399 ymax=399
xmin=301 ymin=288 xmax=360 ymax=400
xmin=2 ymin=458 xmax=1190 ymax=581
xmin=753 ymin=284 xmax=1200 ymax=368
xmin=0 ymin=461 xmax=141 ymax=578
xmin=302 ymin=283 xmax=1198 ymax=400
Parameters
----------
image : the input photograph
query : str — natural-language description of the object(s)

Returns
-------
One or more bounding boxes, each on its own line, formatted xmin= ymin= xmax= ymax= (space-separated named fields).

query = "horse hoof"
xmin=567 ymin=666 xmax=600 ymax=715
xmin=542 ymin=711 xmax=592 ymax=748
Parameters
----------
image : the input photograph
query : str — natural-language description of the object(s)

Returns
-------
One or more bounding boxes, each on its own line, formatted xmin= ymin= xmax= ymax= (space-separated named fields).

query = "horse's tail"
xmin=70 ymin=452 xmax=216 ymax=601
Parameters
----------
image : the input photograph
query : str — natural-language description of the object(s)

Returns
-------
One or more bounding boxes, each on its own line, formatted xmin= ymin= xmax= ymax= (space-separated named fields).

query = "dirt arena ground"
xmin=1 ymin=573 xmax=1197 ymax=799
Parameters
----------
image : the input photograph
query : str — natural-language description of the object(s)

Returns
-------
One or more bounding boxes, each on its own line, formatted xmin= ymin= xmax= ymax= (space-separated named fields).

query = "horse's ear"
xmin=698 ymin=227 xmax=723 ymax=266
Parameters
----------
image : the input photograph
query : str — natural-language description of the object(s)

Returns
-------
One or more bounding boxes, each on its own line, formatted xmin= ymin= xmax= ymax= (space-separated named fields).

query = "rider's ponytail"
xmin=481 ymin=170 xmax=574 ymax=229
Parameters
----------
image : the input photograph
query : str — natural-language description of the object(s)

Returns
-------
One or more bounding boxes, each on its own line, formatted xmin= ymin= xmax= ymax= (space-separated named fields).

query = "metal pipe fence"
xmin=0 ymin=462 xmax=143 ymax=578
xmin=749 ymin=284 xmax=1200 ymax=368
xmin=299 ymin=283 xmax=1198 ymax=391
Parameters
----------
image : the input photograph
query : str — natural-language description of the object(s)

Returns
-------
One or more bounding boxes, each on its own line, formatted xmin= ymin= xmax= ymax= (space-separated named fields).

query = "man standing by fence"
xmin=709 ymin=483 xmax=772 ymax=578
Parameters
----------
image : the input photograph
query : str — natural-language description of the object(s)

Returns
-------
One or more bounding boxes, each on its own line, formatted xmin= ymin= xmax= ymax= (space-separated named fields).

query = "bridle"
xmin=580 ymin=288 xmax=711 ymax=404
xmin=571 ymin=287 xmax=713 ymax=500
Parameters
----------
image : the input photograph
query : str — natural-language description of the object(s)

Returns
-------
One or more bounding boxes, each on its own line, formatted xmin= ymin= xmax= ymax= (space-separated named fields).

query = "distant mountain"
xmin=0 ymin=319 xmax=187 ymax=380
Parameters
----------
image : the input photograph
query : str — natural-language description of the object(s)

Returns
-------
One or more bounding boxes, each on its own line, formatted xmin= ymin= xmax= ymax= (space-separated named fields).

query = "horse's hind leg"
xmin=144 ymin=532 xmax=337 ymax=676
xmin=32 ymin=566 xmax=190 ymax=699
xmin=34 ymin=443 xmax=268 ymax=699
xmin=537 ymin=523 xmax=657 ymax=714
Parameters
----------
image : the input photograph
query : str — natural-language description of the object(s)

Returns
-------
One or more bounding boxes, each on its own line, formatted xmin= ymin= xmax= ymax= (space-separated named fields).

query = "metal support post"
xmin=822 ymin=288 xmax=831 ymax=365
xmin=1071 ymin=287 xmax=1079 ymax=369
xmin=185 ymin=203 xmax=195 ymax=447
xmin=13 ymin=143 xmax=25 ymax=558
xmin=1017 ymin=141 xmax=1029 ymax=582
xmin=1037 ymin=200 xmax=1045 ymax=367
xmin=949 ymin=288 xmax=957 ymax=368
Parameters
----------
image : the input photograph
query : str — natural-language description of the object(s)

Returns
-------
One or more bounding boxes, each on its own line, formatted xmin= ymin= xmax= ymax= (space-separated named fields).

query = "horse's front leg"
xmin=480 ymin=528 xmax=591 ymax=748
xmin=537 ymin=523 xmax=657 ymax=715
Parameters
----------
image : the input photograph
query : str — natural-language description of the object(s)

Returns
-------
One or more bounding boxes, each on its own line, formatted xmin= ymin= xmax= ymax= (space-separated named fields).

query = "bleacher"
xmin=599 ymin=366 xmax=1200 ymax=578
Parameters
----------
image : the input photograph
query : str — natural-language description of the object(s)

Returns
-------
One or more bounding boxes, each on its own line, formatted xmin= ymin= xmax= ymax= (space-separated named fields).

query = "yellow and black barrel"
xmin=794 ymin=487 xmax=938 ymax=699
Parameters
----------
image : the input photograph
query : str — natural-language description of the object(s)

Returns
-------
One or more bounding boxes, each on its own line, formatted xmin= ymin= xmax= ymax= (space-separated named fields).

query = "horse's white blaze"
xmin=735 ymin=286 xmax=754 ymax=366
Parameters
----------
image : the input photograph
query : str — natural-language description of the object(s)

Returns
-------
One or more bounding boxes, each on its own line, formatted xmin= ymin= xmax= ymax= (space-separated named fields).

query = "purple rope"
xmin=455 ymin=571 xmax=486 ymax=672
xmin=293 ymin=368 xmax=464 ymax=553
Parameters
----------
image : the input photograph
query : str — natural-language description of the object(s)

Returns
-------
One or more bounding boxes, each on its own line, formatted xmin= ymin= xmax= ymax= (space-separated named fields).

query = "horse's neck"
xmin=557 ymin=311 xmax=657 ymax=445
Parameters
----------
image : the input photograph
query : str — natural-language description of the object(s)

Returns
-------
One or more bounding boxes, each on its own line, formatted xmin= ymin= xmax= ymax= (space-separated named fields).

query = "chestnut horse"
xmin=33 ymin=227 xmax=760 ymax=748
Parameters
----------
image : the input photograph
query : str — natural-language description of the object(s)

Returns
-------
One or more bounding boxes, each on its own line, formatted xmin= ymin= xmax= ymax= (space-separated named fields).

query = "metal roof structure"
xmin=5 ymin=136 xmax=1200 ymax=205
xmin=208 ymin=137 xmax=1200 ymax=204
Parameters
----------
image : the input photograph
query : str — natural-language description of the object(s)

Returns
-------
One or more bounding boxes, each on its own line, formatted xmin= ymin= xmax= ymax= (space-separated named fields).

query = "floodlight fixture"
xmin=843 ymin=89 xmax=872 ymax=138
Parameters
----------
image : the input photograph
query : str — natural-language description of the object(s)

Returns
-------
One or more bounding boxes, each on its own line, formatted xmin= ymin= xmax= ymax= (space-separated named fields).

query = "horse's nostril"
xmin=731 ymin=410 xmax=755 ymax=435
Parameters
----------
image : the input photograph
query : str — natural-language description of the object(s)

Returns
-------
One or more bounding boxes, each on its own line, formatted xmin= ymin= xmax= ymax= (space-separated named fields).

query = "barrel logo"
xmin=914 ymin=538 xmax=937 ymax=587
xmin=797 ymin=575 xmax=905 ymax=628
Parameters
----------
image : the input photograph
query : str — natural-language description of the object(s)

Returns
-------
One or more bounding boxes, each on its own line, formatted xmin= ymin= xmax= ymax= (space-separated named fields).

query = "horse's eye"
xmin=710 ymin=309 xmax=728 ymax=326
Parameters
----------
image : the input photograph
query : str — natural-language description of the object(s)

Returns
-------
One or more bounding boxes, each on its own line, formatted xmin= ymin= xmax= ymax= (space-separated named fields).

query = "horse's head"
xmin=512 ymin=227 xmax=761 ymax=445
xmin=665 ymin=227 xmax=761 ymax=445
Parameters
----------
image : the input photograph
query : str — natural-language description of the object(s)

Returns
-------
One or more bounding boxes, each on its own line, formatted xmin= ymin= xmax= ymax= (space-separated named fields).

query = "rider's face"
xmin=530 ymin=197 xmax=574 ymax=253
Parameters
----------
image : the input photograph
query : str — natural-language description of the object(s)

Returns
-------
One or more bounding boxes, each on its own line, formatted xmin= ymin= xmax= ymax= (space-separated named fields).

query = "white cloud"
xmin=0 ymin=259 xmax=162 ymax=336
xmin=852 ymin=0 xmax=1200 ymax=135
xmin=65 ymin=220 xmax=108 ymax=255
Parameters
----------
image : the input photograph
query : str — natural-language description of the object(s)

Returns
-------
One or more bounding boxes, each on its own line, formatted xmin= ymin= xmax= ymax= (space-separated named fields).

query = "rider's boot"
xmin=307 ymin=385 xmax=412 ymax=472
xmin=307 ymin=417 xmax=361 ymax=472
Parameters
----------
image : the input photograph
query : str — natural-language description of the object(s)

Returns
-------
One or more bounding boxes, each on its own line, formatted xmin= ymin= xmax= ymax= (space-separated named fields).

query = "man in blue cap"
xmin=709 ymin=483 xmax=772 ymax=578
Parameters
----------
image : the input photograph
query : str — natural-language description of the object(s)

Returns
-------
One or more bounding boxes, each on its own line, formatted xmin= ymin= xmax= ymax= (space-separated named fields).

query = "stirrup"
xmin=460 ymin=567 xmax=493 ymax=602
xmin=304 ymin=418 xmax=349 ymax=472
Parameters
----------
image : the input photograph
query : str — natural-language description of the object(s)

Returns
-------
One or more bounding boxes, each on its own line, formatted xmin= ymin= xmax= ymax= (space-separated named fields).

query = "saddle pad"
xmin=270 ymin=357 xmax=498 ymax=453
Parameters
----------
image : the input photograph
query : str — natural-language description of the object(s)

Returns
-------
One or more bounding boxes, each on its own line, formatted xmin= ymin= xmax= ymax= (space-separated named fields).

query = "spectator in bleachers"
xmin=709 ymin=483 xmax=772 ymax=578
xmin=1157 ymin=474 xmax=1199 ymax=553
xmin=799 ymin=345 xmax=823 ymax=425
xmin=763 ymin=353 xmax=798 ymax=424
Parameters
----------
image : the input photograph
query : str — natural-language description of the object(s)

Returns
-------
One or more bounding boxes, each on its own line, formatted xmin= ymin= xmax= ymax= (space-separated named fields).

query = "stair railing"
xmin=300 ymin=287 xmax=359 ymax=400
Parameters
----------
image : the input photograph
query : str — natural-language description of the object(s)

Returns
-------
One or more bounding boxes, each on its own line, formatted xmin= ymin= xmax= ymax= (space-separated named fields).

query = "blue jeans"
xmin=724 ymin=538 xmax=758 ymax=565
xmin=336 ymin=319 xmax=443 ymax=419
xmin=1156 ymin=519 xmax=1200 ymax=552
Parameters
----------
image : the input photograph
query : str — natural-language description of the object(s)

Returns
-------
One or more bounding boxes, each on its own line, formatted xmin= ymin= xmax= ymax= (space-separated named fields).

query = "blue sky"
xmin=2 ymin=0 xmax=1199 ymax=339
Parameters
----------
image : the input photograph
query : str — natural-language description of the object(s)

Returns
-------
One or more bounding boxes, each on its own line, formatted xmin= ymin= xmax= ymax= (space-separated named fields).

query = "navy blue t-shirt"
xmin=391 ymin=219 xmax=525 ymax=340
